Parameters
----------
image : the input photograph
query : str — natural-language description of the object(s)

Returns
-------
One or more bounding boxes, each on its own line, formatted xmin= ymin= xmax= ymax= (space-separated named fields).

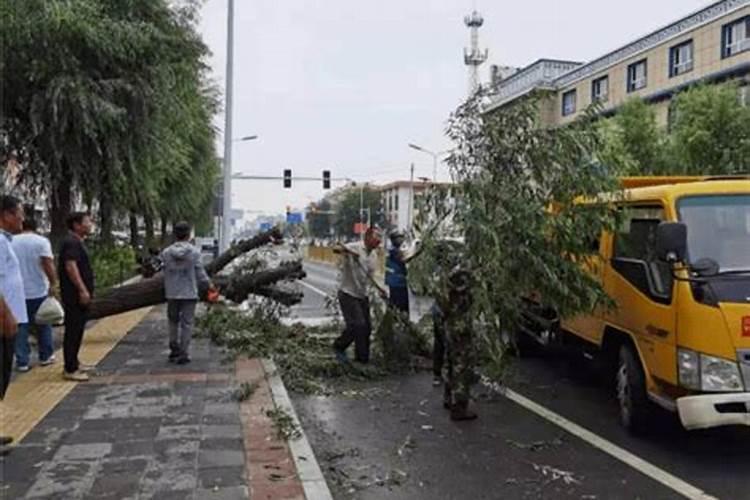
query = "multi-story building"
xmin=486 ymin=0 xmax=750 ymax=126
xmin=378 ymin=180 xmax=453 ymax=233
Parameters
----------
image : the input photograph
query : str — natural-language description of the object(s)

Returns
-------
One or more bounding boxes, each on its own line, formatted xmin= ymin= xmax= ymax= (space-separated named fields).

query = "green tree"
xmin=599 ymin=98 xmax=669 ymax=175
xmin=0 ymin=0 xmax=218 ymax=246
xmin=306 ymin=199 xmax=334 ymax=239
xmin=413 ymin=92 xmax=622 ymax=375
xmin=333 ymin=186 xmax=385 ymax=239
xmin=668 ymin=83 xmax=750 ymax=175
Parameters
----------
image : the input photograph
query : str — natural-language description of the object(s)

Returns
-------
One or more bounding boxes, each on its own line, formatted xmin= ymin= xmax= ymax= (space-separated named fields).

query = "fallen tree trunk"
xmin=87 ymin=227 xmax=294 ymax=320
xmin=205 ymin=227 xmax=283 ymax=275
xmin=214 ymin=261 xmax=306 ymax=304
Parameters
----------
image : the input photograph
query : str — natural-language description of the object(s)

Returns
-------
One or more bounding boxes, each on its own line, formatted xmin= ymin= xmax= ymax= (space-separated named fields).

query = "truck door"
xmin=604 ymin=205 xmax=678 ymax=387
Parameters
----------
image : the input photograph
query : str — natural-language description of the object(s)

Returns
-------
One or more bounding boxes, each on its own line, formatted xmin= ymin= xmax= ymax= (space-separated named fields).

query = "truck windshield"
xmin=678 ymin=195 xmax=750 ymax=273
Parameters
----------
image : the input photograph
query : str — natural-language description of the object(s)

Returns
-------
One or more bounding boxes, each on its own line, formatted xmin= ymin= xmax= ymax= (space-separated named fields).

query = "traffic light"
xmin=322 ymin=170 xmax=331 ymax=189
xmin=283 ymin=169 xmax=292 ymax=188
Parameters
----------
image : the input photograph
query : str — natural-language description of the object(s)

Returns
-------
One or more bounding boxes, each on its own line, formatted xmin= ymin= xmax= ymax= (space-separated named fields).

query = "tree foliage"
xmin=668 ymin=83 xmax=750 ymax=175
xmin=598 ymin=83 xmax=750 ymax=176
xmin=599 ymin=98 xmax=669 ymax=175
xmin=0 ymin=0 xmax=218 ymax=246
xmin=333 ymin=185 xmax=385 ymax=239
xmin=412 ymin=92 xmax=622 ymax=370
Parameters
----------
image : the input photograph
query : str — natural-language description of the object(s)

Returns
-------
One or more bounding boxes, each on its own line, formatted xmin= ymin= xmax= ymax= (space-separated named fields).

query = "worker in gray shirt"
xmin=161 ymin=222 xmax=210 ymax=364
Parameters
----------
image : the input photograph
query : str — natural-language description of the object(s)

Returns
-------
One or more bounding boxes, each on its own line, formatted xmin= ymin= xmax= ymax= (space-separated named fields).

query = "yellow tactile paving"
xmin=0 ymin=306 xmax=153 ymax=443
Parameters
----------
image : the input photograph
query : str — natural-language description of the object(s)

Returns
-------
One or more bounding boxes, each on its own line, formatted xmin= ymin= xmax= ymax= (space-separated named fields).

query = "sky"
xmin=198 ymin=0 xmax=708 ymax=224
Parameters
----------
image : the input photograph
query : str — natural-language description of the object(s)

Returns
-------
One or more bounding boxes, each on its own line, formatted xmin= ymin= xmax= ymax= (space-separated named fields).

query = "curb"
xmin=262 ymin=358 xmax=334 ymax=500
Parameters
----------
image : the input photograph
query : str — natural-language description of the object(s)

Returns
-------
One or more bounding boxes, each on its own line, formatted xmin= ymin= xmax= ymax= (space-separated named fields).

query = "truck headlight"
xmin=700 ymin=354 xmax=744 ymax=392
xmin=678 ymin=349 xmax=700 ymax=390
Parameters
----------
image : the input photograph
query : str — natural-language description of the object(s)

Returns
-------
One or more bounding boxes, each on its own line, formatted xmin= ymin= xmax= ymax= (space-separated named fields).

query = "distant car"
xmin=195 ymin=237 xmax=219 ymax=264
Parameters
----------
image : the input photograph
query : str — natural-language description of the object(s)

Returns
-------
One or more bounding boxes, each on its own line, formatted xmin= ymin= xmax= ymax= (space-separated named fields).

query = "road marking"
xmin=263 ymin=359 xmax=334 ymax=500
xmin=496 ymin=385 xmax=717 ymax=500
xmin=299 ymin=279 xmax=335 ymax=300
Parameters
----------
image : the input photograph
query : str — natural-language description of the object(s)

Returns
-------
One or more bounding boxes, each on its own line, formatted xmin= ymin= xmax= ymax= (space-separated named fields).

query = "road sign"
xmin=286 ymin=212 xmax=303 ymax=224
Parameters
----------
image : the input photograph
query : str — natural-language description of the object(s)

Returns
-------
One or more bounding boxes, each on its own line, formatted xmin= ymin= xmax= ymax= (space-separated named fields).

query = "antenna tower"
xmin=464 ymin=9 xmax=488 ymax=95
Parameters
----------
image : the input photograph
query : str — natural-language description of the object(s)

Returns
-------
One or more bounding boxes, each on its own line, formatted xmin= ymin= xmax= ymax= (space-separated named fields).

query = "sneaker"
xmin=16 ymin=365 xmax=30 ymax=373
xmin=168 ymin=351 xmax=180 ymax=363
xmin=40 ymin=355 xmax=56 ymax=366
xmin=176 ymin=357 xmax=191 ymax=365
xmin=79 ymin=363 xmax=96 ymax=373
xmin=432 ymin=376 xmax=442 ymax=386
xmin=63 ymin=371 xmax=90 ymax=382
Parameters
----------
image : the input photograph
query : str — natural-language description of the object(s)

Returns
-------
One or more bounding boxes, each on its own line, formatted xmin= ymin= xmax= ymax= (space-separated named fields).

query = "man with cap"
xmin=385 ymin=230 xmax=421 ymax=316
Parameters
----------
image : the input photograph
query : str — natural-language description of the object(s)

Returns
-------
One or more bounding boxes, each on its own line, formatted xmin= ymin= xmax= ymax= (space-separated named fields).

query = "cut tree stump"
xmin=87 ymin=227 xmax=300 ymax=320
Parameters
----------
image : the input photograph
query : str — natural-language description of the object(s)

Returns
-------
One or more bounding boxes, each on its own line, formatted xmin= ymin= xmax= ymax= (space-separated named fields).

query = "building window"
xmin=394 ymin=193 xmax=399 ymax=211
xmin=669 ymin=40 xmax=694 ymax=77
xmin=722 ymin=16 xmax=750 ymax=58
xmin=562 ymin=89 xmax=577 ymax=116
xmin=591 ymin=75 xmax=609 ymax=103
xmin=627 ymin=59 xmax=647 ymax=92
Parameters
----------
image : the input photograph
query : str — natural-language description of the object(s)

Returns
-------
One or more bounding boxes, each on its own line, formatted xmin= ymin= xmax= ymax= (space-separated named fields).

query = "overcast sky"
xmin=198 ymin=0 xmax=708 ymax=223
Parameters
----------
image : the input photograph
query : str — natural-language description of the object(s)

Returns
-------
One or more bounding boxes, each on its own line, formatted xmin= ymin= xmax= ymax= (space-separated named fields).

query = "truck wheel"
xmin=616 ymin=344 xmax=652 ymax=433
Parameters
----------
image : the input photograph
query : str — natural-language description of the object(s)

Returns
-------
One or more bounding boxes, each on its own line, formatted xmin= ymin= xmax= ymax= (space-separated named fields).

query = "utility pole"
xmin=408 ymin=162 xmax=415 ymax=230
xmin=220 ymin=0 xmax=235 ymax=252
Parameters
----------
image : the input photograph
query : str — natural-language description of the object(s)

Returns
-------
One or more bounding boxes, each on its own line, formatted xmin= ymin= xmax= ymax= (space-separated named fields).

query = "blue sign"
xmin=286 ymin=212 xmax=303 ymax=224
xmin=259 ymin=222 xmax=272 ymax=231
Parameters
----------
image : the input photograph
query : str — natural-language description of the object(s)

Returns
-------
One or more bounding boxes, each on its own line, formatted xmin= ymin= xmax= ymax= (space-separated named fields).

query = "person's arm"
xmin=195 ymin=253 xmax=211 ymax=289
xmin=41 ymin=257 xmax=57 ymax=295
xmin=65 ymin=260 xmax=91 ymax=305
xmin=0 ymin=295 xmax=18 ymax=338
xmin=332 ymin=243 xmax=358 ymax=258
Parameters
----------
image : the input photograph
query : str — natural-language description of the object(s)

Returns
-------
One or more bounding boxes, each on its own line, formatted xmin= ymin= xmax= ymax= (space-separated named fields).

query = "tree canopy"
xmin=0 ymin=0 xmax=219 ymax=246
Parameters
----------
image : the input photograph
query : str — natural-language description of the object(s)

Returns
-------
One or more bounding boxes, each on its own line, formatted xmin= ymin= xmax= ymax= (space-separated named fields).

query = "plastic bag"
xmin=35 ymin=296 xmax=65 ymax=325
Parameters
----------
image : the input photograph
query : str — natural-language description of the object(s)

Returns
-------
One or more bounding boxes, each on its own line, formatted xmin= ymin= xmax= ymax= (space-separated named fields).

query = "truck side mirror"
xmin=656 ymin=222 xmax=687 ymax=263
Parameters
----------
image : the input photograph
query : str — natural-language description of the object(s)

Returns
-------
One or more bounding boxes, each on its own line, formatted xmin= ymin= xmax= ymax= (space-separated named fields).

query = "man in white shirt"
xmin=0 ymin=195 xmax=27 ymax=453
xmin=332 ymin=227 xmax=387 ymax=364
xmin=12 ymin=217 xmax=57 ymax=371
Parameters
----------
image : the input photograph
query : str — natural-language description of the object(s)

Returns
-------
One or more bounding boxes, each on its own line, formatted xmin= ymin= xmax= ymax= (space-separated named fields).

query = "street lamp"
xmin=408 ymin=143 xmax=450 ymax=182
xmin=233 ymin=135 xmax=258 ymax=142
xmin=220 ymin=0 xmax=236 ymax=253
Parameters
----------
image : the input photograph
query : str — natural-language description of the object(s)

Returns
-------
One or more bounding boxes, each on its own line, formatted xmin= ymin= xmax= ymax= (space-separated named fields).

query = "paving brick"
xmin=250 ymin=480 xmax=305 ymax=500
xmin=194 ymin=486 xmax=249 ymax=500
xmin=198 ymin=449 xmax=245 ymax=468
xmin=156 ymin=424 xmax=201 ymax=441
xmin=139 ymin=467 xmax=198 ymax=497
xmin=200 ymin=437 xmax=245 ymax=452
xmin=201 ymin=424 xmax=243 ymax=440
xmin=198 ymin=466 xmax=247 ymax=489
xmin=26 ymin=460 xmax=97 ymax=498
xmin=53 ymin=442 xmax=112 ymax=461
xmin=110 ymin=439 xmax=155 ymax=457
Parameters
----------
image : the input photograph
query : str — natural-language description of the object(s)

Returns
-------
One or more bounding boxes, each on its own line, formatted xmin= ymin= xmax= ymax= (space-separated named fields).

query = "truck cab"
xmin=537 ymin=177 xmax=750 ymax=432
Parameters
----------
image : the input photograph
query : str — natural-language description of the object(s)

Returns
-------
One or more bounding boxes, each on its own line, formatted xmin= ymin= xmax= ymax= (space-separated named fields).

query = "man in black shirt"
xmin=58 ymin=212 xmax=95 ymax=381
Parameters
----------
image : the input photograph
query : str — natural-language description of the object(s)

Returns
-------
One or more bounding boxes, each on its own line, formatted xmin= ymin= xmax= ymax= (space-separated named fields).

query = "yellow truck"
xmin=521 ymin=176 xmax=750 ymax=432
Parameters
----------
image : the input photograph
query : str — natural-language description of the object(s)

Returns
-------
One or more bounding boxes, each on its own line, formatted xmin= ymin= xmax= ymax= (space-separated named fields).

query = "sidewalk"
xmin=0 ymin=305 xmax=328 ymax=500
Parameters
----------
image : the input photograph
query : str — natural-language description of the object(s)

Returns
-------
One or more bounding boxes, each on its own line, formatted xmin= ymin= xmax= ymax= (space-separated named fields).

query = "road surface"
xmin=286 ymin=260 xmax=750 ymax=500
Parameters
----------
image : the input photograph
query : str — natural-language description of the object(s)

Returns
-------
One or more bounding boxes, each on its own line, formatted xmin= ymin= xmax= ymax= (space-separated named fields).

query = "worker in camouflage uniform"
xmin=438 ymin=265 xmax=478 ymax=421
